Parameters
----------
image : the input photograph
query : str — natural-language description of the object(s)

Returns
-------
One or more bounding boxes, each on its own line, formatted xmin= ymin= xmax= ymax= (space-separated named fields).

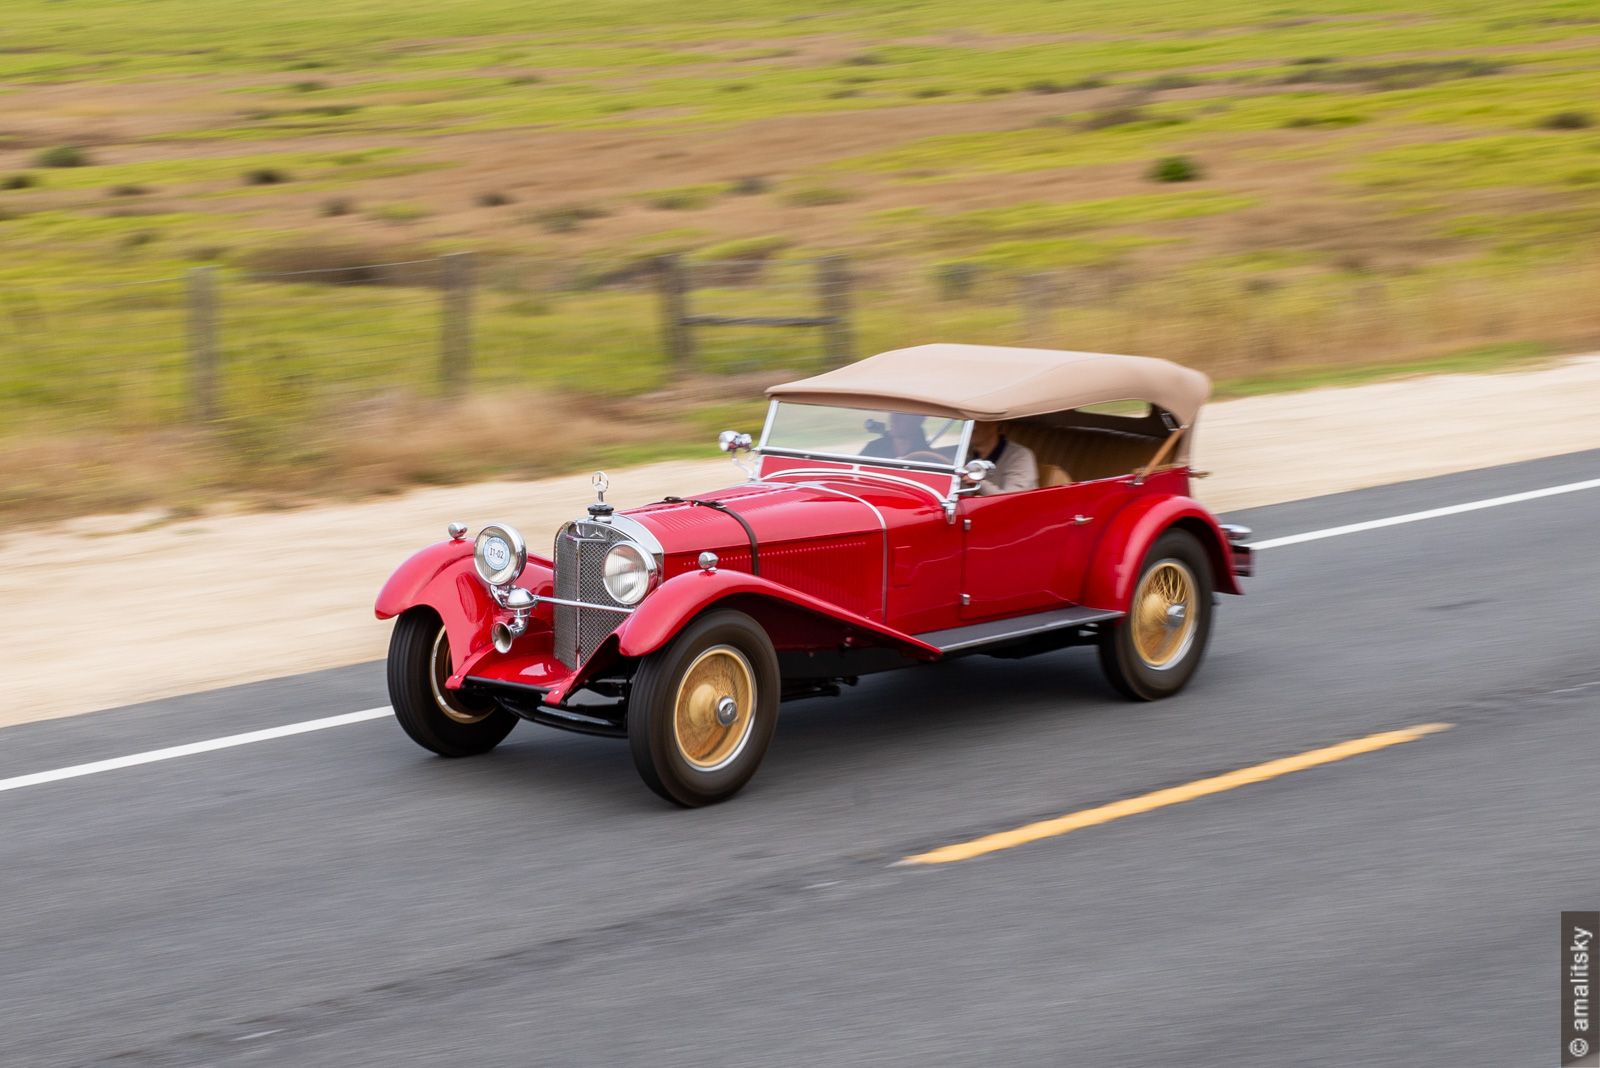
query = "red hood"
xmin=624 ymin=482 xmax=888 ymax=556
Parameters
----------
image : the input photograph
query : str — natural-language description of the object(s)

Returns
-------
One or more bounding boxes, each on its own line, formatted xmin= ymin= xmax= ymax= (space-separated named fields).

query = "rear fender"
xmin=614 ymin=569 xmax=940 ymax=662
xmin=375 ymin=541 xmax=554 ymax=667
xmin=1081 ymin=496 xmax=1242 ymax=612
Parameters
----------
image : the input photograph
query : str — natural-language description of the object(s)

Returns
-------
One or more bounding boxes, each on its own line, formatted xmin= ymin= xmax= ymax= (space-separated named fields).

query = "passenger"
xmin=965 ymin=420 xmax=1038 ymax=495
xmin=862 ymin=412 xmax=930 ymax=459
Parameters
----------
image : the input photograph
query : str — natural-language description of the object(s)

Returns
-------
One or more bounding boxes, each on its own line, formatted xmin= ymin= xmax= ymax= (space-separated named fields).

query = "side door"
xmin=957 ymin=481 xmax=1116 ymax=619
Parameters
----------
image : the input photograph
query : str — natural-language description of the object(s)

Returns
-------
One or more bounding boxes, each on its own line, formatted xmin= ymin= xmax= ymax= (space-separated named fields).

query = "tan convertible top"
xmin=767 ymin=344 xmax=1211 ymax=425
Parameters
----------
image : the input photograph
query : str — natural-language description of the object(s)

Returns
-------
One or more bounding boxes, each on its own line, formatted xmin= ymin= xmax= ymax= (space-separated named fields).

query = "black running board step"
xmin=916 ymin=606 xmax=1124 ymax=654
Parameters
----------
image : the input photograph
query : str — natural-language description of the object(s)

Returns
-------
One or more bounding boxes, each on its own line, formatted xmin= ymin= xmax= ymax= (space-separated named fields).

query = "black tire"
xmin=627 ymin=609 xmax=780 ymax=807
xmin=1098 ymin=528 xmax=1214 ymax=701
xmin=387 ymin=609 xmax=518 ymax=756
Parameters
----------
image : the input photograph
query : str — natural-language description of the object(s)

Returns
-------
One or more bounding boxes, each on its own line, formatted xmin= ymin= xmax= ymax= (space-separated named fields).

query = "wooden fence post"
xmin=186 ymin=266 xmax=219 ymax=422
xmin=439 ymin=252 xmax=474 ymax=397
xmin=655 ymin=253 xmax=694 ymax=373
xmin=818 ymin=255 xmax=854 ymax=367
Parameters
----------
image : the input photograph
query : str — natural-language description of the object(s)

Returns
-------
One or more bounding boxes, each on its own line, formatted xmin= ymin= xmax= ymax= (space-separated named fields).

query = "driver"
xmin=862 ymin=412 xmax=930 ymax=459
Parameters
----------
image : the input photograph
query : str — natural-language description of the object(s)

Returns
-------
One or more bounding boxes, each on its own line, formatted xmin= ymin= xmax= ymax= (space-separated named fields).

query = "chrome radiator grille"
xmin=552 ymin=519 xmax=631 ymax=668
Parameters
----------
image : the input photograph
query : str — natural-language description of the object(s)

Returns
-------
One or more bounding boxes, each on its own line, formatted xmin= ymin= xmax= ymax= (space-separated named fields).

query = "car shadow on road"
xmin=417 ymin=646 xmax=1117 ymax=813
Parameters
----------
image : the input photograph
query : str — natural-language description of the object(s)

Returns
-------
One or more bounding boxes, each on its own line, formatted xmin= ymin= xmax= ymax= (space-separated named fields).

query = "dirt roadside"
xmin=4 ymin=354 xmax=1597 ymax=730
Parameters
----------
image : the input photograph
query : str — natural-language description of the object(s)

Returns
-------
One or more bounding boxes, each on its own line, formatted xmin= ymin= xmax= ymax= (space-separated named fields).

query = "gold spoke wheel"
xmin=672 ymin=645 xmax=757 ymax=771
xmin=429 ymin=627 xmax=495 ymax=725
xmin=1131 ymin=559 xmax=1198 ymax=669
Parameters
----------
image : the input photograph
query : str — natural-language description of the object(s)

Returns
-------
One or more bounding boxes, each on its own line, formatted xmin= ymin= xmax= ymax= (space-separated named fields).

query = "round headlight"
xmin=473 ymin=523 xmax=527 ymax=587
xmin=603 ymin=542 xmax=655 ymax=605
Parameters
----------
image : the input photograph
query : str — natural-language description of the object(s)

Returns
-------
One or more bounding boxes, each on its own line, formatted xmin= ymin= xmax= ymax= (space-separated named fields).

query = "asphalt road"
xmin=3 ymin=450 xmax=1597 ymax=1067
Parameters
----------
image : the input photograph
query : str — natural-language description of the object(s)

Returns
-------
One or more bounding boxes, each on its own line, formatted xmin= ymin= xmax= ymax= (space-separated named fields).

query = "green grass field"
xmin=3 ymin=0 xmax=1599 ymax=517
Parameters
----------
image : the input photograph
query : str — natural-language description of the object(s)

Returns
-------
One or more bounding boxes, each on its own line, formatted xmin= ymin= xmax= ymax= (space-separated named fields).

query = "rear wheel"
xmin=387 ymin=609 xmax=517 ymax=756
xmin=628 ymin=610 xmax=779 ymax=807
xmin=1098 ymin=529 xmax=1214 ymax=701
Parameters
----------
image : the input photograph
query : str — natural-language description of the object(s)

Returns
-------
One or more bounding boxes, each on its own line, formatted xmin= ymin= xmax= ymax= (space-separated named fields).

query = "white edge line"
xmin=1248 ymin=477 xmax=1600 ymax=550
xmin=6 ymin=475 xmax=1598 ymax=796
xmin=0 ymin=707 xmax=391 ymax=794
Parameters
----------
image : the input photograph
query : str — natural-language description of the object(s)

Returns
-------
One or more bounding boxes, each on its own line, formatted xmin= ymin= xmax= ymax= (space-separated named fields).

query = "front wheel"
xmin=387 ymin=609 xmax=518 ymax=756
xmin=627 ymin=610 xmax=780 ymax=807
xmin=1098 ymin=529 xmax=1214 ymax=701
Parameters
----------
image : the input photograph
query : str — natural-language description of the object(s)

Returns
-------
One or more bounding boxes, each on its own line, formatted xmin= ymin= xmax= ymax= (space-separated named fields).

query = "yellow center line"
xmin=899 ymin=722 xmax=1453 ymax=866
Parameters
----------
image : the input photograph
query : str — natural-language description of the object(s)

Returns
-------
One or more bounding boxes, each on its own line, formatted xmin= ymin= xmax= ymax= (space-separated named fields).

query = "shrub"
xmin=290 ymin=80 xmax=327 ymax=92
xmin=1025 ymin=79 xmax=1069 ymax=94
xmin=243 ymin=168 xmax=291 ymax=185
xmin=369 ymin=202 xmax=430 ymax=223
xmin=319 ymin=197 xmax=354 ymax=216
xmin=107 ymin=184 xmax=150 ymax=197
xmin=36 ymin=146 xmax=89 ymax=168
xmin=729 ymin=175 xmax=770 ymax=196
xmin=1540 ymin=111 xmax=1594 ymax=130
xmin=719 ymin=82 xmax=751 ymax=93
xmin=783 ymin=185 xmax=855 ymax=207
xmin=1282 ymin=114 xmax=1365 ymax=128
xmin=912 ymin=87 xmax=950 ymax=98
xmin=1082 ymin=106 xmax=1148 ymax=130
xmin=507 ymin=73 xmax=543 ymax=85
xmin=120 ymin=231 xmax=157 ymax=249
xmin=1147 ymin=155 xmax=1203 ymax=182
xmin=2 ymin=174 xmax=37 ymax=190
xmin=475 ymin=191 xmax=514 ymax=207
xmin=1144 ymin=74 xmax=1199 ymax=91
xmin=934 ymin=262 xmax=981 ymax=301
xmin=978 ymin=86 xmax=1012 ymax=96
xmin=532 ymin=204 xmax=609 ymax=233
xmin=845 ymin=52 xmax=887 ymax=66
xmin=828 ymin=88 xmax=862 ymax=99
xmin=1072 ymin=75 xmax=1108 ymax=90
xmin=645 ymin=186 xmax=715 ymax=211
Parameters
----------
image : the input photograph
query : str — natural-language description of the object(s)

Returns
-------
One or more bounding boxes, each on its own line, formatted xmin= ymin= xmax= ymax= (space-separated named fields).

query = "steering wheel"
xmin=899 ymin=450 xmax=949 ymax=465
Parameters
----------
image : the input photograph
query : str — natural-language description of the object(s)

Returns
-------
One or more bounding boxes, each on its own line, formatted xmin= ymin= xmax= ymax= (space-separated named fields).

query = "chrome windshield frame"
xmin=755 ymin=399 xmax=973 ymax=477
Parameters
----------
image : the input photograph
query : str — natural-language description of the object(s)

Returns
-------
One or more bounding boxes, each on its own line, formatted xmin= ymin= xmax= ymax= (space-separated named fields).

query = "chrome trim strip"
xmin=763 ymin=466 xmax=949 ymax=506
xmin=793 ymin=481 xmax=891 ymax=620
xmin=953 ymin=419 xmax=974 ymax=468
xmin=756 ymin=399 xmax=779 ymax=452
xmin=534 ymin=594 xmax=635 ymax=615
xmin=758 ymin=445 xmax=960 ymax=474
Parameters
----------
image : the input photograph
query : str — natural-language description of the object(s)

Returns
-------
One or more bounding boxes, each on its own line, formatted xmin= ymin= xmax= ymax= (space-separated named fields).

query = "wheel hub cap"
xmin=1131 ymin=560 xmax=1198 ymax=670
xmin=672 ymin=646 xmax=757 ymax=771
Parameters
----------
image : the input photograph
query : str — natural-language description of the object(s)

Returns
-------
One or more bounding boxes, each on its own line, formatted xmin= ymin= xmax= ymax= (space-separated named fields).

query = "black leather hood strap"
xmin=660 ymin=496 xmax=760 ymax=575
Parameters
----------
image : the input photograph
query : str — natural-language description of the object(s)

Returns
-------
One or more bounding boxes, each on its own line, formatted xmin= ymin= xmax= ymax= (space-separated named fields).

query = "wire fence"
xmin=4 ymin=251 xmax=1600 ymax=440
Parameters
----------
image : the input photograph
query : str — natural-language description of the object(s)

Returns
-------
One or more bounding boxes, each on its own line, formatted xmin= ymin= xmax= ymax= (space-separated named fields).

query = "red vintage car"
xmin=377 ymin=345 xmax=1252 ymax=805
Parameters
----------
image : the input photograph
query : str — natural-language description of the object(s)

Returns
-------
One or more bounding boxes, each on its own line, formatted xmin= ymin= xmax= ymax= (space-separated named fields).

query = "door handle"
xmin=1074 ymin=514 xmax=1093 ymax=525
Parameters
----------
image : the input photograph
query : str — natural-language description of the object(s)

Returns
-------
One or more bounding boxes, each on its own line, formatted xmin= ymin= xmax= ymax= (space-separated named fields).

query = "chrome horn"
xmin=491 ymin=586 xmax=535 ymax=654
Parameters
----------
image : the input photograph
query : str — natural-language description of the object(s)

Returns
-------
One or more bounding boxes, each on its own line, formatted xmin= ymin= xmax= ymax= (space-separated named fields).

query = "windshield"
xmin=762 ymin=402 xmax=965 ymax=468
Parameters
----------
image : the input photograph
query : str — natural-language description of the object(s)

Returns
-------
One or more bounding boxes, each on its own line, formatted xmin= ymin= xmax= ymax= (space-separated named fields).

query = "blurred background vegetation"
xmin=2 ymin=0 xmax=1599 ymax=519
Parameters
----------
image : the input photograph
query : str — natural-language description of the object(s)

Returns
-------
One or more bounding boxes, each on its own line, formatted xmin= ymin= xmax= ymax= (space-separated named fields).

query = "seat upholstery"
xmin=1007 ymin=424 xmax=1164 ymax=484
xmin=1038 ymin=463 xmax=1072 ymax=488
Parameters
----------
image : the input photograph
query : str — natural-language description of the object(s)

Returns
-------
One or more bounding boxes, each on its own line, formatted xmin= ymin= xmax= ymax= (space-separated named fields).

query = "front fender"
xmin=1081 ymin=495 xmax=1243 ymax=612
xmin=613 ymin=568 xmax=940 ymax=661
xmin=375 ymin=541 xmax=554 ymax=668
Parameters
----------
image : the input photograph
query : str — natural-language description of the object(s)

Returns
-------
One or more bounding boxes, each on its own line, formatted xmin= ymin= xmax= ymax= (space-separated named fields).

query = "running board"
xmin=916 ymin=606 xmax=1123 ymax=654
